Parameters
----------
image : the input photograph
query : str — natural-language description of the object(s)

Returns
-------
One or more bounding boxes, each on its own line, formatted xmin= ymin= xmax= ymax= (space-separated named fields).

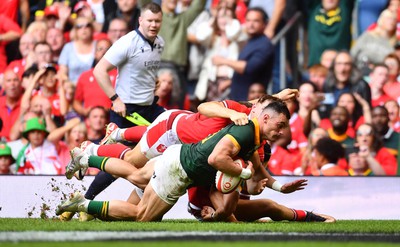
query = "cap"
xmin=22 ymin=117 xmax=49 ymax=139
xmin=0 ymin=143 xmax=12 ymax=157
xmin=44 ymin=5 xmax=59 ymax=18
xmin=43 ymin=63 xmax=57 ymax=73
xmin=74 ymin=1 xmax=91 ymax=13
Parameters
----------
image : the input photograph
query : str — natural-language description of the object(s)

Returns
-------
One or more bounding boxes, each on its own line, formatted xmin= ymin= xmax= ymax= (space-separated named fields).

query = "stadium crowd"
xmin=0 ymin=0 xmax=400 ymax=180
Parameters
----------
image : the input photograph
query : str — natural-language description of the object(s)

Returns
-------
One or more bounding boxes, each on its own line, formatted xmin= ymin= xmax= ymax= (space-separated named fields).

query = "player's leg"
xmin=56 ymin=191 xmax=140 ymax=221
xmin=67 ymin=148 xmax=150 ymax=189
xmin=234 ymin=198 xmax=294 ymax=222
xmin=137 ymin=145 xmax=192 ymax=222
xmin=234 ymin=199 xmax=335 ymax=222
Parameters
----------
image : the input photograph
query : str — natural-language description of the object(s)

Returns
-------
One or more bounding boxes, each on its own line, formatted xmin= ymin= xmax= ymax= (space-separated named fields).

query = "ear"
xmin=263 ymin=113 xmax=270 ymax=123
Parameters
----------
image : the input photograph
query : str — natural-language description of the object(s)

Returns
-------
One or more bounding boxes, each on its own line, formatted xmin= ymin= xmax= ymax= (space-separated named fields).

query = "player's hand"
xmin=246 ymin=178 xmax=268 ymax=195
xmin=230 ymin=111 xmax=248 ymax=126
xmin=201 ymin=206 xmax=216 ymax=222
xmin=275 ymin=89 xmax=299 ymax=101
xmin=111 ymin=98 xmax=127 ymax=117
xmin=280 ymin=179 xmax=308 ymax=194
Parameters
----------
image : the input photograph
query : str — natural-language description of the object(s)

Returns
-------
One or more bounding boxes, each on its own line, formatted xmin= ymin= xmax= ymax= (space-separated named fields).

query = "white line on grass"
xmin=0 ymin=231 xmax=399 ymax=242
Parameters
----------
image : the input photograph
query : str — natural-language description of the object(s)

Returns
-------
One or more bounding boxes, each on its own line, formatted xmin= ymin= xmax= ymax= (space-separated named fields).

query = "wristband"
xmin=272 ymin=181 xmax=283 ymax=192
xmin=110 ymin=93 xmax=119 ymax=101
xmin=239 ymin=168 xmax=252 ymax=179
xmin=211 ymin=212 xmax=215 ymax=221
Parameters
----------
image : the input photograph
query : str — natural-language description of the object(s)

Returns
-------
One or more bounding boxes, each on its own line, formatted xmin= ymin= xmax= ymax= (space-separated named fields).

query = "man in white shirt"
xmin=94 ymin=2 xmax=165 ymax=128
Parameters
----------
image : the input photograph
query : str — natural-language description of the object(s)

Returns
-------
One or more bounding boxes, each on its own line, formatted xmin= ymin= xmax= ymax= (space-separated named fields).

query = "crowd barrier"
xmin=0 ymin=175 xmax=399 ymax=220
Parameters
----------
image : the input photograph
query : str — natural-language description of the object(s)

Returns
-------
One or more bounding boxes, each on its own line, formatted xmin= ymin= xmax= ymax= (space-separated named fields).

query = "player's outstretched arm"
xmin=197 ymin=101 xmax=248 ymax=126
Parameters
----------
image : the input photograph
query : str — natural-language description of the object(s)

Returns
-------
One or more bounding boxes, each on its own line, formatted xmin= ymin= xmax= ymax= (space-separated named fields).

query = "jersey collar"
xmin=251 ymin=118 xmax=261 ymax=147
xmin=135 ymin=29 xmax=158 ymax=48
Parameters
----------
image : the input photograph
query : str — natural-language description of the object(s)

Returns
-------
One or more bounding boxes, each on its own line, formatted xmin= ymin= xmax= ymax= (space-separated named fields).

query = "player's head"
xmin=249 ymin=94 xmax=280 ymax=119
xmin=139 ymin=2 xmax=163 ymax=41
xmin=258 ymin=100 xmax=290 ymax=142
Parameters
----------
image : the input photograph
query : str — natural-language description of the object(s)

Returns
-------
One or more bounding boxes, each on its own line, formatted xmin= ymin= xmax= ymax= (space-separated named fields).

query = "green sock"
xmin=88 ymin=201 xmax=109 ymax=218
xmin=88 ymin=156 xmax=109 ymax=171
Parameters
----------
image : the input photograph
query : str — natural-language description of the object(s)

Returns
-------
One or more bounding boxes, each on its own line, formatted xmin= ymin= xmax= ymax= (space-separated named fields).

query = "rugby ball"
xmin=215 ymin=158 xmax=246 ymax=194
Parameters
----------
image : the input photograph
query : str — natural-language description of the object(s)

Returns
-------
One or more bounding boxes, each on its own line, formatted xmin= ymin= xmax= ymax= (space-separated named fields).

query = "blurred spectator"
xmin=267 ymin=137 xmax=296 ymax=176
xmin=369 ymin=63 xmax=393 ymax=107
xmin=5 ymin=33 xmax=35 ymax=79
xmin=214 ymin=7 xmax=274 ymax=101
xmin=73 ymin=39 xmax=115 ymax=117
xmin=353 ymin=123 xmax=397 ymax=175
xmin=248 ymin=0 xmax=286 ymax=93
xmin=159 ymin=0 xmax=206 ymax=98
xmin=46 ymin=27 xmax=65 ymax=63
xmin=0 ymin=70 xmax=23 ymax=141
xmin=47 ymin=117 xmax=88 ymax=174
xmin=0 ymin=14 xmax=23 ymax=74
xmin=85 ymin=106 xmax=107 ymax=144
xmin=297 ymin=127 xmax=328 ymax=176
xmin=347 ymin=152 xmax=384 ymax=176
xmin=156 ymin=68 xmax=190 ymax=110
xmin=43 ymin=5 xmax=60 ymax=29
xmin=308 ymin=64 xmax=328 ymax=92
xmin=306 ymin=0 xmax=354 ymax=67
xmin=0 ymin=142 xmax=15 ymax=174
xmin=25 ymin=42 xmax=54 ymax=73
xmin=351 ymin=9 xmax=397 ymax=74
xmin=21 ymin=65 xmax=67 ymax=127
xmin=15 ymin=117 xmax=62 ymax=175
xmin=0 ymin=0 xmax=30 ymax=32
xmin=73 ymin=0 xmax=103 ymax=32
xmin=186 ymin=3 xmax=213 ymax=96
xmin=58 ymin=17 xmax=96 ymax=84
xmin=320 ymin=49 xmax=337 ymax=69
xmin=356 ymin=0 xmax=388 ymax=35
xmin=176 ymin=0 xmax=192 ymax=13
xmin=324 ymin=106 xmax=355 ymax=163
xmin=323 ymin=51 xmax=371 ymax=104
xmin=26 ymin=21 xmax=48 ymax=43
xmin=384 ymin=99 xmax=400 ymax=132
xmin=371 ymin=105 xmax=399 ymax=157
xmin=9 ymin=94 xmax=58 ymax=151
xmin=287 ymin=82 xmax=319 ymax=157
xmin=102 ymin=0 xmax=143 ymax=33
xmin=247 ymin=82 xmax=266 ymax=101
xmin=310 ymin=136 xmax=347 ymax=176
xmin=106 ymin=18 xmax=128 ymax=43
xmin=382 ymin=53 xmax=400 ymax=101
xmin=194 ymin=4 xmax=241 ymax=102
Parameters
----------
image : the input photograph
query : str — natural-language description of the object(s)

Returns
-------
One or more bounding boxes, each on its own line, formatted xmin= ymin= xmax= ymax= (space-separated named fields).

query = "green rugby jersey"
xmin=180 ymin=118 xmax=262 ymax=187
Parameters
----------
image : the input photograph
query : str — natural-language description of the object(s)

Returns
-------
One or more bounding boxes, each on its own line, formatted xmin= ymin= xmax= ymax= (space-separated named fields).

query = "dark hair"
xmin=141 ymin=2 xmax=162 ymax=15
xmin=371 ymin=63 xmax=389 ymax=72
xmin=22 ymin=66 xmax=39 ymax=78
xmin=314 ymin=137 xmax=345 ymax=163
xmin=337 ymin=92 xmax=362 ymax=128
xmin=262 ymin=100 xmax=290 ymax=120
xmin=246 ymin=7 xmax=269 ymax=23
xmin=34 ymin=41 xmax=51 ymax=50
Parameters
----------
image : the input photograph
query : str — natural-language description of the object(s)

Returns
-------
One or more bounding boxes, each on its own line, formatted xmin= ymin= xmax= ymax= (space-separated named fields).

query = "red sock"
xmin=291 ymin=209 xmax=307 ymax=221
xmin=97 ymin=144 xmax=131 ymax=159
xmin=124 ymin=126 xmax=147 ymax=142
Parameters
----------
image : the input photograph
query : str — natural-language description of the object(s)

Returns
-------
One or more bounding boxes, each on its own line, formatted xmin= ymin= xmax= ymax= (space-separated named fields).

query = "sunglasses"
xmin=75 ymin=23 xmax=91 ymax=29
xmin=356 ymin=129 xmax=372 ymax=136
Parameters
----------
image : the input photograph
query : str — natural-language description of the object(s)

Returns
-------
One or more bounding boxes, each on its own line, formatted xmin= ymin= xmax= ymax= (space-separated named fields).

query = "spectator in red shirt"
xmin=0 ymin=70 xmax=23 ymax=141
xmin=73 ymin=39 xmax=115 ymax=117
xmin=369 ymin=63 xmax=393 ymax=107
xmin=6 ymin=32 xmax=35 ymax=79
xmin=0 ymin=14 xmax=22 ymax=74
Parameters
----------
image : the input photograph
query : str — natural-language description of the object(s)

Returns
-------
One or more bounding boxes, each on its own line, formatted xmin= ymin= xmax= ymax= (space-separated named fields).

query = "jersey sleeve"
xmin=103 ymin=33 xmax=131 ymax=67
xmin=223 ymin=100 xmax=251 ymax=114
